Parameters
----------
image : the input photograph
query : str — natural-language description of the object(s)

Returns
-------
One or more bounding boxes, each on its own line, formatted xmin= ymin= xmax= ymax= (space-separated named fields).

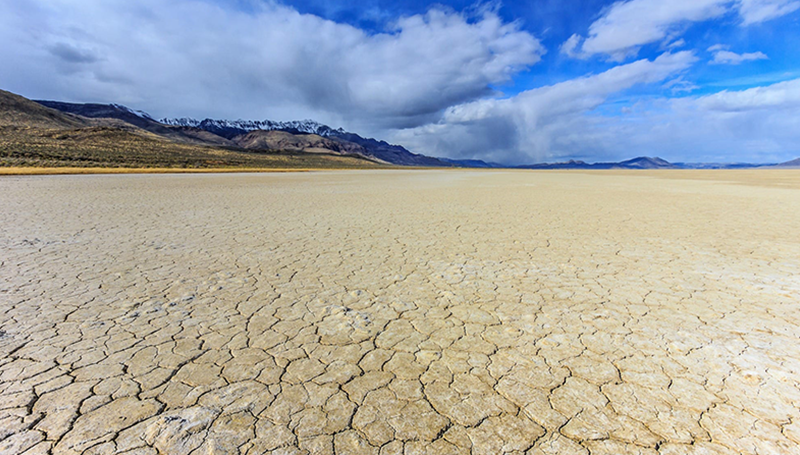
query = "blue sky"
xmin=1 ymin=0 xmax=799 ymax=164
xmin=218 ymin=0 xmax=800 ymax=99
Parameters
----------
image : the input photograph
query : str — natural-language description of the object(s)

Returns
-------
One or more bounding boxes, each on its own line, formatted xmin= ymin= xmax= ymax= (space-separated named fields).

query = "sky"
xmin=1 ymin=0 xmax=799 ymax=164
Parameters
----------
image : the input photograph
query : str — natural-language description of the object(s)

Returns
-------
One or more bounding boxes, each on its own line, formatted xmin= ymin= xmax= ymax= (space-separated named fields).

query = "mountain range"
xmin=0 ymin=90 xmax=385 ymax=169
xmin=2 ymin=88 xmax=797 ymax=170
xmin=36 ymin=100 xmax=449 ymax=167
xmin=517 ymin=156 xmax=679 ymax=170
xmin=777 ymin=158 xmax=800 ymax=167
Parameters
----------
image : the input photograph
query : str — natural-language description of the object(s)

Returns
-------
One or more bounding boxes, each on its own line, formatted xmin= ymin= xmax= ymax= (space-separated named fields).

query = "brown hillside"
xmin=0 ymin=89 xmax=87 ymax=128
xmin=235 ymin=130 xmax=383 ymax=160
xmin=0 ymin=124 xmax=383 ymax=169
xmin=168 ymin=126 xmax=238 ymax=147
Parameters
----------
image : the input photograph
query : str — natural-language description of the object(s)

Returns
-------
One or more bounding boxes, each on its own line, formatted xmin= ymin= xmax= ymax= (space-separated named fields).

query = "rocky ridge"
xmin=161 ymin=118 xmax=346 ymax=139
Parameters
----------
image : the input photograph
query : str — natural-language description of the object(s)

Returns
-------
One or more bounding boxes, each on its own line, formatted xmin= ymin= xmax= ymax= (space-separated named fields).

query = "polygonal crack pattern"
xmin=1 ymin=171 xmax=799 ymax=455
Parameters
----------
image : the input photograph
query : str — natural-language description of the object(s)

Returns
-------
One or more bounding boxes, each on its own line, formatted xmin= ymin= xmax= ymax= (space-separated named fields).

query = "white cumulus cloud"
xmin=560 ymin=34 xmax=583 ymax=58
xmin=563 ymin=0 xmax=798 ymax=61
xmin=710 ymin=48 xmax=769 ymax=64
xmin=564 ymin=0 xmax=729 ymax=61
xmin=738 ymin=0 xmax=800 ymax=24
xmin=695 ymin=78 xmax=800 ymax=110
xmin=391 ymin=52 xmax=697 ymax=163
xmin=598 ymin=78 xmax=800 ymax=163
xmin=393 ymin=63 xmax=800 ymax=165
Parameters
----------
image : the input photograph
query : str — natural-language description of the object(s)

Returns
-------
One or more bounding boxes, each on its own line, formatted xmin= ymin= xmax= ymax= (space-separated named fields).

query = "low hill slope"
xmin=330 ymin=132 xmax=450 ymax=167
xmin=777 ymin=158 xmax=800 ymax=167
xmin=1 ymin=90 xmax=87 ymax=129
xmin=1 ymin=125 xmax=382 ymax=169
xmin=234 ymin=130 xmax=384 ymax=161
xmin=36 ymin=101 xmax=236 ymax=147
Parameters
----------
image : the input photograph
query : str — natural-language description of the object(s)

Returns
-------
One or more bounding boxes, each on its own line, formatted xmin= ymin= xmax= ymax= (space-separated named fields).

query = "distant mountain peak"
xmin=161 ymin=117 xmax=347 ymax=138
xmin=616 ymin=156 xmax=676 ymax=169
xmin=776 ymin=157 xmax=800 ymax=167
xmin=517 ymin=156 xmax=679 ymax=170
xmin=110 ymin=104 xmax=154 ymax=121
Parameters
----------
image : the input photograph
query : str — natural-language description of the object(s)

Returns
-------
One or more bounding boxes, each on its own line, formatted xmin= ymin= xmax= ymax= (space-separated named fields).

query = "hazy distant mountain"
xmin=331 ymin=132 xmax=450 ymax=167
xmin=616 ymin=157 xmax=677 ymax=169
xmin=673 ymin=162 xmax=772 ymax=169
xmin=439 ymin=158 xmax=499 ymax=168
xmin=517 ymin=156 xmax=785 ymax=169
xmin=776 ymin=158 xmax=800 ymax=167
xmin=518 ymin=156 xmax=679 ymax=170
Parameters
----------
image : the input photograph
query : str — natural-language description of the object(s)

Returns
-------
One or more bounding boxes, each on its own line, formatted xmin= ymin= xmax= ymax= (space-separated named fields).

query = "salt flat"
xmin=1 ymin=170 xmax=799 ymax=455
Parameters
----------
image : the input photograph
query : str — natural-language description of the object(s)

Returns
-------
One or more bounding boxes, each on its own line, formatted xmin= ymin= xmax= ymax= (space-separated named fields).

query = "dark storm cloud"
xmin=48 ymin=42 xmax=99 ymax=64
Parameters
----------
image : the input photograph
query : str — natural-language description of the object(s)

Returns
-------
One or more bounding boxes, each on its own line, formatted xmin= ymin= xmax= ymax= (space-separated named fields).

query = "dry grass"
xmin=0 ymin=167 xmax=320 ymax=175
xmin=0 ymin=125 xmax=385 ymax=170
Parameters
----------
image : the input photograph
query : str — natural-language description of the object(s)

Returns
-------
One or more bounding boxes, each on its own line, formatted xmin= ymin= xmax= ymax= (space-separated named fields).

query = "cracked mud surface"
xmin=1 ymin=170 xmax=799 ymax=455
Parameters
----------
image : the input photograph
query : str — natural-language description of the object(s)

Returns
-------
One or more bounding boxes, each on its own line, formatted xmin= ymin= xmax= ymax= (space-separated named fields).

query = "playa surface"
xmin=1 ymin=170 xmax=799 ymax=455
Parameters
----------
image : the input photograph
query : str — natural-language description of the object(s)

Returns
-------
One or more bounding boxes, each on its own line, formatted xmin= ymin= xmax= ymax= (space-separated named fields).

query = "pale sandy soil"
xmin=1 ymin=170 xmax=799 ymax=455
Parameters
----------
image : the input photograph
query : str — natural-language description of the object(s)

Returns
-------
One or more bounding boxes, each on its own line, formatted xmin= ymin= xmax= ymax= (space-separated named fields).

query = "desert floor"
xmin=1 ymin=170 xmax=799 ymax=455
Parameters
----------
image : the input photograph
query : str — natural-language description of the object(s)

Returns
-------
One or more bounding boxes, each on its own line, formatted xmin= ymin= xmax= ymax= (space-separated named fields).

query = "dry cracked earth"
xmin=1 ymin=170 xmax=799 ymax=455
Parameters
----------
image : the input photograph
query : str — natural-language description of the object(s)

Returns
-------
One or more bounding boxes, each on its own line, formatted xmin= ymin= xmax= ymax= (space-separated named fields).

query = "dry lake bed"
xmin=1 ymin=170 xmax=799 ymax=455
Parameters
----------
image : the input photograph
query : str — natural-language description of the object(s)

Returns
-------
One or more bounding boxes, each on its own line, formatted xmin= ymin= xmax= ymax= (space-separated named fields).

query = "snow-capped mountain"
xmin=160 ymin=116 xmax=450 ymax=166
xmin=33 ymin=99 xmax=453 ymax=166
xmin=162 ymin=118 xmax=346 ymax=138
xmin=112 ymin=104 xmax=155 ymax=121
